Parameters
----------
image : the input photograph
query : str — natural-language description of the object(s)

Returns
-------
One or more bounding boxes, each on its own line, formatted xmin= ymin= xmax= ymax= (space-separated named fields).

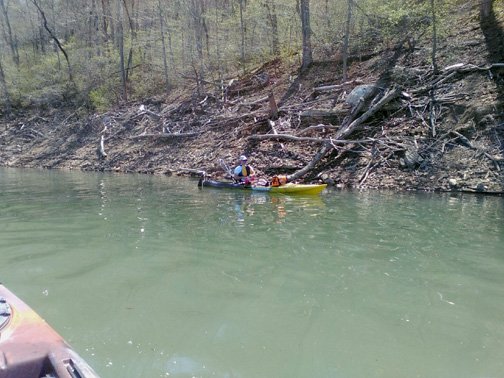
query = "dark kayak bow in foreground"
xmin=198 ymin=178 xmax=327 ymax=195
xmin=0 ymin=283 xmax=100 ymax=378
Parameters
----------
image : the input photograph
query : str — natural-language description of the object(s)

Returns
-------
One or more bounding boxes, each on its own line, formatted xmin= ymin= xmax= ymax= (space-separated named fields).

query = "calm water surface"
xmin=0 ymin=168 xmax=503 ymax=378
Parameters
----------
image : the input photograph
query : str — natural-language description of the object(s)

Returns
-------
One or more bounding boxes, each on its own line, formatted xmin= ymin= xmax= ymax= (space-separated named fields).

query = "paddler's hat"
xmin=240 ymin=155 xmax=247 ymax=162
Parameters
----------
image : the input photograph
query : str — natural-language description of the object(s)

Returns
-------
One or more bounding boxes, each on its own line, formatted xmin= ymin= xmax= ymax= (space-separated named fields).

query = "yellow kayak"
xmin=252 ymin=183 xmax=327 ymax=195
xmin=199 ymin=179 xmax=327 ymax=195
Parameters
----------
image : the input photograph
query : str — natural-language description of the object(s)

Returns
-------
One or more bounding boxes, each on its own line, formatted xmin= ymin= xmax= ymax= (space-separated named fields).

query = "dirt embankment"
xmin=1 ymin=9 xmax=503 ymax=194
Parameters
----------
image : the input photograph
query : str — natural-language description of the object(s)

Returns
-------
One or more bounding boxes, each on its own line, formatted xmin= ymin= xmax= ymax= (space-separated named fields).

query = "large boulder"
xmin=345 ymin=84 xmax=378 ymax=108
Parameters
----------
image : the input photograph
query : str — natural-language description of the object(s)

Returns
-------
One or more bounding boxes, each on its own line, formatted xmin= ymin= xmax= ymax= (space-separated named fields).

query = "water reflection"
xmin=98 ymin=179 xmax=108 ymax=219
xmin=217 ymin=191 xmax=326 ymax=227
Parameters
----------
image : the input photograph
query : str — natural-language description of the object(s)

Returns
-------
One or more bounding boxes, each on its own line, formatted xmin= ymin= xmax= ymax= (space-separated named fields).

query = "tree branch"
xmin=30 ymin=0 xmax=74 ymax=84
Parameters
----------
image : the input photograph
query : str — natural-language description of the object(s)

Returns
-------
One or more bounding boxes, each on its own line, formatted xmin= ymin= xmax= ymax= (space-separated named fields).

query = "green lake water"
xmin=0 ymin=168 xmax=503 ymax=378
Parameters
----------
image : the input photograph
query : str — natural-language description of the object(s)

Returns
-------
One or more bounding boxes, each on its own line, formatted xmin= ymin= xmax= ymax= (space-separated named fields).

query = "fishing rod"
xmin=219 ymin=159 xmax=233 ymax=177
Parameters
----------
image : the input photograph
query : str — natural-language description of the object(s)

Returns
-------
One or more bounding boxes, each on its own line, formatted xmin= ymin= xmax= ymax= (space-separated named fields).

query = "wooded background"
xmin=0 ymin=0 xmax=497 ymax=112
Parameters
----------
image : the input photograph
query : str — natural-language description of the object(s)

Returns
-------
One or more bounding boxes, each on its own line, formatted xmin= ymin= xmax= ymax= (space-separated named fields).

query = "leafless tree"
xmin=158 ymin=0 xmax=170 ymax=92
xmin=0 ymin=55 xmax=11 ymax=114
xmin=299 ymin=0 xmax=312 ymax=71
xmin=264 ymin=0 xmax=280 ymax=56
xmin=342 ymin=0 xmax=352 ymax=81
xmin=116 ymin=0 xmax=127 ymax=100
xmin=101 ymin=0 xmax=114 ymax=43
xmin=30 ymin=0 xmax=74 ymax=84
xmin=480 ymin=0 xmax=493 ymax=18
xmin=0 ymin=0 xmax=19 ymax=65
xmin=430 ymin=0 xmax=438 ymax=73
xmin=238 ymin=0 xmax=246 ymax=65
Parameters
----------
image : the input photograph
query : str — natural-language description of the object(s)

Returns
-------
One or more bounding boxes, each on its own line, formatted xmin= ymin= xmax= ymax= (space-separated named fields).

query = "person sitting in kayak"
xmin=233 ymin=155 xmax=256 ymax=184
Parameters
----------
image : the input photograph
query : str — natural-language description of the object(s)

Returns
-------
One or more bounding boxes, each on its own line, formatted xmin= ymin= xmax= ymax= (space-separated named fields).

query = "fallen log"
xmin=249 ymin=133 xmax=383 ymax=145
xmin=299 ymin=109 xmax=347 ymax=119
xmin=300 ymin=109 xmax=348 ymax=117
xmin=286 ymin=143 xmax=331 ymax=182
xmin=297 ymin=124 xmax=339 ymax=136
xmin=250 ymin=133 xmax=325 ymax=143
xmin=131 ymin=109 xmax=161 ymax=121
xmin=279 ymin=87 xmax=401 ymax=182
xmin=130 ymin=132 xmax=200 ymax=140
xmin=179 ymin=168 xmax=207 ymax=176
xmin=313 ymin=79 xmax=364 ymax=93
xmin=298 ymin=109 xmax=347 ymax=128
xmin=234 ymin=95 xmax=269 ymax=107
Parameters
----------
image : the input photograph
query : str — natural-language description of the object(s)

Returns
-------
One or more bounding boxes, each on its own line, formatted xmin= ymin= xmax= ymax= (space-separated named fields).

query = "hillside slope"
xmin=1 ymin=4 xmax=503 ymax=194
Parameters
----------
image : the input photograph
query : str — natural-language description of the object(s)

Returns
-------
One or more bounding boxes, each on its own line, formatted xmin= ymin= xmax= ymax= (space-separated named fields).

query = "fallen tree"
xmin=130 ymin=132 xmax=200 ymax=140
xmin=259 ymin=86 xmax=403 ymax=182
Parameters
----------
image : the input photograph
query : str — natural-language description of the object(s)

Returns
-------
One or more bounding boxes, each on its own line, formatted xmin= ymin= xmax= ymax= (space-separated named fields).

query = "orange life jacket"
xmin=271 ymin=175 xmax=288 ymax=187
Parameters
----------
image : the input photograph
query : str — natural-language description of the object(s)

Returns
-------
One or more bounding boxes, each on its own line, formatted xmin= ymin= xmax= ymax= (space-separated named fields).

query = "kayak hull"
xmin=254 ymin=183 xmax=327 ymax=195
xmin=198 ymin=179 xmax=327 ymax=195
xmin=198 ymin=179 xmax=248 ymax=189
xmin=0 ymin=284 xmax=100 ymax=378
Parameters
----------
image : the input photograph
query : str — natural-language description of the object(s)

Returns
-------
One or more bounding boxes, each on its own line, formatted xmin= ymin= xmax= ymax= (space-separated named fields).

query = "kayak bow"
xmin=0 ymin=284 xmax=100 ymax=378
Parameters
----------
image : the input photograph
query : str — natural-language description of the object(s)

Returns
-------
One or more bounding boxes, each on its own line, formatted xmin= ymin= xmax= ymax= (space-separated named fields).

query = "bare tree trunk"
xmin=121 ymin=0 xmax=135 ymax=82
xmin=88 ymin=0 xmax=100 ymax=56
xmin=167 ymin=25 xmax=175 ymax=69
xmin=87 ymin=0 xmax=94 ymax=48
xmin=190 ymin=0 xmax=205 ymax=93
xmin=49 ymin=0 xmax=61 ymax=70
xmin=264 ymin=0 xmax=280 ymax=56
xmin=202 ymin=4 xmax=210 ymax=60
xmin=480 ymin=0 xmax=493 ymax=18
xmin=213 ymin=3 xmax=223 ymax=84
xmin=158 ymin=0 xmax=170 ymax=92
xmin=101 ymin=0 xmax=112 ymax=43
xmin=0 ymin=57 xmax=11 ymax=114
xmin=342 ymin=0 xmax=352 ymax=81
xmin=116 ymin=0 xmax=127 ymax=101
xmin=300 ymin=0 xmax=312 ymax=72
xmin=430 ymin=0 xmax=438 ymax=73
xmin=238 ymin=0 xmax=246 ymax=66
xmin=121 ymin=0 xmax=135 ymax=37
xmin=325 ymin=0 xmax=330 ymax=29
xmin=130 ymin=0 xmax=139 ymax=34
xmin=0 ymin=0 xmax=20 ymax=65
xmin=35 ymin=9 xmax=46 ymax=54
xmin=479 ymin=0 xmax=503 ymax=64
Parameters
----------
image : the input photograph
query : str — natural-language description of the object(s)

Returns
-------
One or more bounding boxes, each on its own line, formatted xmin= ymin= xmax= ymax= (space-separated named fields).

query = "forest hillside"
xmin=0 ymin=0 xmax=503 ymax=193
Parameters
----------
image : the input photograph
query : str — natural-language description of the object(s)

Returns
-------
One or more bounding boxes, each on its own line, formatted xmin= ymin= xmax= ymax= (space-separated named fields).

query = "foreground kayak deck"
xmin=198 ymin=179 xmax=327 ymax=195
xmin=0 ymin=284 xmax=100 ymax=378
